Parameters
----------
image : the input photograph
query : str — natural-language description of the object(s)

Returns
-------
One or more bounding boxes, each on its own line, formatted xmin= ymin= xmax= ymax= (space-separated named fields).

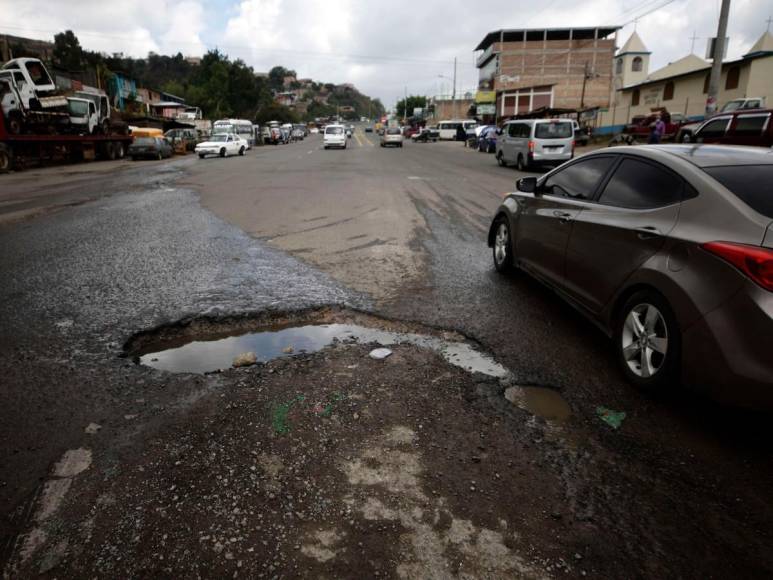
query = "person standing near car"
xmin=649 ymin=114 xmax=666 ymax=144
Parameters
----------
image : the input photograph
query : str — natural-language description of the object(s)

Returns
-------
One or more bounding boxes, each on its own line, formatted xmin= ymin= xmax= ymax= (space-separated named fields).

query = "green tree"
xmin=53 ymin=30 xmax=84 ymax=70
xmin=268 ymin=66 xmax=295 ymax=91
xmin=394 ymin=95 xmax=427 ymax=120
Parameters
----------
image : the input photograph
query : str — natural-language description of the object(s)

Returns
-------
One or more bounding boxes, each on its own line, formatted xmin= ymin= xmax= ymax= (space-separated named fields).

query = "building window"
xmin=725 ymin=66 xmax=740 ymax=90
xmin=703 ymin=73 xmax=710 ymax=94
xmin=632 ymin=57 xmax=643 ymax=72
xmin=616 ymin=58 xmax=623 ymax=74
xmin=501 ymin=86 xmax=553 ymax=115
xmin=663 ymin=81 xmax=675 ymax=101
xmin=632 ymin=89 xmax=640 ymax=106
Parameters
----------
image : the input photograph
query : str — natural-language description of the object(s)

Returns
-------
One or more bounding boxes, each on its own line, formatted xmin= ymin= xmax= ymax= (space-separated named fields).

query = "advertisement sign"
xmin=412 ymin=107 xmax=423 ymax=117
xmin=476 ymin=104 xmax=496 ymax=115
xmin=475 ymin=90 xmax=496 ymax=104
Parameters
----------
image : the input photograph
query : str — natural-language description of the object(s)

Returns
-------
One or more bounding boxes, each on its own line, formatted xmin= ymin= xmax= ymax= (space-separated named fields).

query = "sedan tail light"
xmin=701 ymin=241 xmax=773 ymax=291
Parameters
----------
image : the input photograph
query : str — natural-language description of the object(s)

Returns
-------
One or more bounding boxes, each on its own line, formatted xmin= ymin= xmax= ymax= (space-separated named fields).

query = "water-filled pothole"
xmin=129 ymin=310 xmax=510 ymax=378
xmin=504 ymin=386 xmax=571 ymax=421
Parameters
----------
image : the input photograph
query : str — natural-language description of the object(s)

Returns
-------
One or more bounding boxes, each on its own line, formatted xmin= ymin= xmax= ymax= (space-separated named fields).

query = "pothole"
xmin=504 ymin=386 xmax=571 ymax=421
xmin=126 ymin=308 xmax=510 ymax=378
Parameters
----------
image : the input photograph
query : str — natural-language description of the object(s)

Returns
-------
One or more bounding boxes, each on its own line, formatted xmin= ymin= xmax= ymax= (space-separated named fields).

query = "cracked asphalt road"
xmin=1 ymin=131 xmax=772 ymax=578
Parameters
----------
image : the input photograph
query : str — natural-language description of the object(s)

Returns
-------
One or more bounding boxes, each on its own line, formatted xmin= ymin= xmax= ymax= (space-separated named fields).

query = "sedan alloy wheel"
xmin=621 ymin=303 xmax=668 ymax=379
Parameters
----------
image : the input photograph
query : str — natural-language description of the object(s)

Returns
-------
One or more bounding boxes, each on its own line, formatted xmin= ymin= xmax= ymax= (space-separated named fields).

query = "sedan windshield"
xmin=133 ymin=138 xmax=156 ymax=146
xmin=704 ymin=165 xmax=773 ymax=218
xmin=387 ymin=128 xmax=401 ymax=135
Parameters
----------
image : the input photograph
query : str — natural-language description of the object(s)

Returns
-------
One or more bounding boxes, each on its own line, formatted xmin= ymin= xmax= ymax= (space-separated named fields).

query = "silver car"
xmin=488 ymin=145 xmax=773 ymax=406
xmin=380 ymin=127 xmax=404 ymax=148
xmin=496 ymin=119 xmax=575 ymax=171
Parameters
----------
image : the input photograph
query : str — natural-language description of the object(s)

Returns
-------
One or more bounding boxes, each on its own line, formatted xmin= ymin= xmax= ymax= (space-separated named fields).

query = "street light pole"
xmin=452 ymin=57 xmax=457 ymax=118
xmin=706 ymin=0 xmax=731 ymax=115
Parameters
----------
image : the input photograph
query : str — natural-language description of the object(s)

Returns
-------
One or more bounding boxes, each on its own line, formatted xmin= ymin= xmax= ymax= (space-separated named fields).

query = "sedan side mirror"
xmin=516 ymin=176 xmax=538 ymax=194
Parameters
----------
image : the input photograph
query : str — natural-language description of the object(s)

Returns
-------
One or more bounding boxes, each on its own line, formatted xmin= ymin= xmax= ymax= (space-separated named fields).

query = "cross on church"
xmin=689 ymin=31 xmax=699 ymax=53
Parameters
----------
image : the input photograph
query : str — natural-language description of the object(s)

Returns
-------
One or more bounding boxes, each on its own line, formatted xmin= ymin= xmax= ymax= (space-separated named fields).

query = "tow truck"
xmin=0 ymin=80 xmax=133 ymax=173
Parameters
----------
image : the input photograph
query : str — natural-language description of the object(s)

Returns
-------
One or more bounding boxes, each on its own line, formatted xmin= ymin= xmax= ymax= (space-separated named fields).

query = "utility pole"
xmin=706 ymin=0 xmax=731 ymax=116
xmin=403 ymin=85 xmax=408 ymax=125
xmin=452 ymin=57 xmax=457 ymax=118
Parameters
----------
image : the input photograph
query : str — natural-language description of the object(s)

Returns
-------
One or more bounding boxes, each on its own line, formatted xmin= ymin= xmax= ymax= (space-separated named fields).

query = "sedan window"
xmin=598 ymin=158 xmax=683 ymax=209
xmin=542 ymin=157 xmax=616 ymax=199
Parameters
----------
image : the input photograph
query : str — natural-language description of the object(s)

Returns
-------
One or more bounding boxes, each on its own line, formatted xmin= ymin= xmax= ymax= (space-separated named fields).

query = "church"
xmin=596 ymin=29 xmax=773 ymax=132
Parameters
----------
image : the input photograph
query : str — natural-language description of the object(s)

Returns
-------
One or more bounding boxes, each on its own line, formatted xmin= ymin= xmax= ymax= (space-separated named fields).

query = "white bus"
xmin=437 ymin=119 xmax=478 ymax=140
xmin=213 ymin=119 xmax=255 ymax=148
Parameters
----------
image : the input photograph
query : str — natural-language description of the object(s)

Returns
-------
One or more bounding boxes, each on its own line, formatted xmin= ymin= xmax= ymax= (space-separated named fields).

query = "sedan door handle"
xmin=635 ymin=226 xmax=661 ymax=239
xmin=553 ymin=210 xmax=574 ymax=223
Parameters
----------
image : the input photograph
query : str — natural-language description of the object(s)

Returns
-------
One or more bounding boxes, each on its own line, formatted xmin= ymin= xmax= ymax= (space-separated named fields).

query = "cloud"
xmin=1 ymin=0 xmax=769 ymax=105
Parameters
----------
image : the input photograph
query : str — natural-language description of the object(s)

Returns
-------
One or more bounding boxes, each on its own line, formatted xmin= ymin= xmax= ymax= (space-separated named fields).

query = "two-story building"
xmin=474 ymin=26 xmax=619 ymax=120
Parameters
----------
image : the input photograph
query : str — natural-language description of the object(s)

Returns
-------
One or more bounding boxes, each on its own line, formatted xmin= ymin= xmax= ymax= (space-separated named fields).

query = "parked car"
xmin=412 ymin=127 xmax=439 ymax=143
xmin=622 ymin=111 xmax=685 ymax=143
xmin=572 ymin=121 xmax=591 ymax=146
xmin=195 ymin=133 xmax=247 ymax=158
xmin=128 ymin=136 xmax=173 ymax=160
xmin=721 ymin=97 xmax=766 ymax=113
xmin=496 ymin=119 xmax=574 ymax=171
xmin=380 ymin=127 xmax=404 ymax=148
xmin=681 ymin=108 xmax=773 ymax=148
xmin=323 ymin=124 xmax=347 ymax=149
xmin=488 ymin=144 xmax=773 ymax=405
xmin=164 ymin=128 xmax=199 ymax=151
xmin=476 ymin=125 xmax=497 ymax=153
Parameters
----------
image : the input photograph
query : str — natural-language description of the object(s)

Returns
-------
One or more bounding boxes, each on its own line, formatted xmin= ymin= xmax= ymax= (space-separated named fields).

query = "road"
xmin=1 ymin=130 xmax=772 ymax=577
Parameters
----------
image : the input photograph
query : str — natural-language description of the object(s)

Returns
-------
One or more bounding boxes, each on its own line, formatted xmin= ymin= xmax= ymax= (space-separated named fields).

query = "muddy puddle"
xmin=504 ymin=386 xmax=571 ymax=421
xmin=134 ymin=321 xmax=510 ymax=378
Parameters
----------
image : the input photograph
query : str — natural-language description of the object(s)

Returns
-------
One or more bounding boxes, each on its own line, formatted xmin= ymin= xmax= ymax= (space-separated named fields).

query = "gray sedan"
xmin=128 ymin=137 xmax=173 ymax=160
xmin=488 ymin=145 xmax=773 ymax=405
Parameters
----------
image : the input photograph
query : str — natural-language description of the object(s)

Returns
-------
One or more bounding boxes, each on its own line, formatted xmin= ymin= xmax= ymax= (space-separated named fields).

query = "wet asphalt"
xmin=2 ymin=131 xmax=773 ymax=575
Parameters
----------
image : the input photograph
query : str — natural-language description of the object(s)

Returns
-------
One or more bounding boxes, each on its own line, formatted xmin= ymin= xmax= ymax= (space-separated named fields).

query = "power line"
xmin=0 ymin=24 xmax=457 ymax=67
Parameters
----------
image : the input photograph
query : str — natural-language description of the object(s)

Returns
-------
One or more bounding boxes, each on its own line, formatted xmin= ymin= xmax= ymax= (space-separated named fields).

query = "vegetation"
xmin=394 ymin=95 xmax=428 ymax=120
xmin=16 ymin=30 xmax=385 ymax=123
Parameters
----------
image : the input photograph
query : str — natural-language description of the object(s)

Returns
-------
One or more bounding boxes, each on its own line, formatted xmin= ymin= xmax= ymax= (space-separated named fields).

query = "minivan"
xmin=438 ymin=119 xmax=478 ymax=140
xmin=496 ymin=119 xmax=574 ymax=171
xmin=323 ymin=124 xmax=347 ymax=149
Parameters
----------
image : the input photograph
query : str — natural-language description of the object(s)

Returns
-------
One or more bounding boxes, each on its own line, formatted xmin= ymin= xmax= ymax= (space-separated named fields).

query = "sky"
xmin=1 ymin=0 xmax=771 ymax=107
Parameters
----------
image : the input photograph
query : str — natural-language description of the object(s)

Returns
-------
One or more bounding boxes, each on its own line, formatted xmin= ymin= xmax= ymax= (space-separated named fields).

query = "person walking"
xmin=648 ymin=114 xmax=666 ymax=144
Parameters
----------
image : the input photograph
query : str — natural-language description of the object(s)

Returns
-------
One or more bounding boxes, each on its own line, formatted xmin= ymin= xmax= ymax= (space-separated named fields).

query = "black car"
xmin=128 ymin=137 xmax=173 ymax=160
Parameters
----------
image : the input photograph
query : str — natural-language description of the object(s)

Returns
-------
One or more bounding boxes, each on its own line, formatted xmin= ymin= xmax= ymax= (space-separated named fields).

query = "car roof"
xmin=585 ymin=144 xmax=773 ymax=168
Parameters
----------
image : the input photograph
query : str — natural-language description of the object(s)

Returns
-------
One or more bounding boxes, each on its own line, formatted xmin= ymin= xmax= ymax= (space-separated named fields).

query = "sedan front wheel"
xmin=492 ymin=216 xmax=514 ymax=273
xmin=616 ymin=290 xmax=680 ymax=390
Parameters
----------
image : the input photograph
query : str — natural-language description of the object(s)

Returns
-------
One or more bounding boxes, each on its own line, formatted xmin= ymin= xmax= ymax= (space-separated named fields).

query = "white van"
xmin=437 ymin=119 xmax=478 ymax=140
xmin=323 ymin=124 xmax=347 ymax=149
xmin=496 ymin=119 xmax=574 ymax=171
xmin=213 ymin=119 xmax=255 ymax=148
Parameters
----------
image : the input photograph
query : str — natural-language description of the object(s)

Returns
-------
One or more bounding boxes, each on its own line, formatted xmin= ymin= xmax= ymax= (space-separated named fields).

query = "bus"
xmin=212 ymin=119 xmax=255 ymax=148
xmin=437 ymin=119 xmax=478 ymax=140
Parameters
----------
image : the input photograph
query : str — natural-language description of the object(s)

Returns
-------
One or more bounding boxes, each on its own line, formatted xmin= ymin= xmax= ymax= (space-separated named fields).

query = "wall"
xmin=595 ymin=57 xmax=772 ymax=133
xmin=432 ymin=98 xmax=475 ymax=121
xmin=489 ymin=36 xmax=616 ymax=110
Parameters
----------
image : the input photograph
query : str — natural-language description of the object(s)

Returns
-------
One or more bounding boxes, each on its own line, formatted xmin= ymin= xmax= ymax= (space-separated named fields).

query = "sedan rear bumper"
xmin=681 ymin=281 xmax=773 ymax=407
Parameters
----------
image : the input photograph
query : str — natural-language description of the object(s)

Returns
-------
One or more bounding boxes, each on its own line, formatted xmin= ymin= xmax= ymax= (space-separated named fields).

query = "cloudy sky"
xmin=1 ymin=0 xmax=770 ymax=106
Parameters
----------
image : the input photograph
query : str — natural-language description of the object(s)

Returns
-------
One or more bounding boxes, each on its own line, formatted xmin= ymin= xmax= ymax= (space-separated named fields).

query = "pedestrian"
xmin=648 ymin=114 xmax=665 ymax=144
xmin=456 ymin=124 xmax=466 ymax=142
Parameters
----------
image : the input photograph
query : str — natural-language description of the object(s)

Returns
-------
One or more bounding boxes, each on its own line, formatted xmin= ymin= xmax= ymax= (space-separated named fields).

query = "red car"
xmin=688 ymin=108 xmax=773 ymax=148
xmin=622 ymin=111 xmax=687 ymax=143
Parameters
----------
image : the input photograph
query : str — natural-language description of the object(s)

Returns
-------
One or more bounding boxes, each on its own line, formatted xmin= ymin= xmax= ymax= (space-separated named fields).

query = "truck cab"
xmin=67 ymin=97 xmax=99 ymax=134
xmin=72 ymin=91 xmax=111 ymax=134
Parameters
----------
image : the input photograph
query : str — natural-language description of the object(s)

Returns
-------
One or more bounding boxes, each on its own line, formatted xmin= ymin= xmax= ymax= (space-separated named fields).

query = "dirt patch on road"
xmin=7 ymin=343 xmax=578 ymax=578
